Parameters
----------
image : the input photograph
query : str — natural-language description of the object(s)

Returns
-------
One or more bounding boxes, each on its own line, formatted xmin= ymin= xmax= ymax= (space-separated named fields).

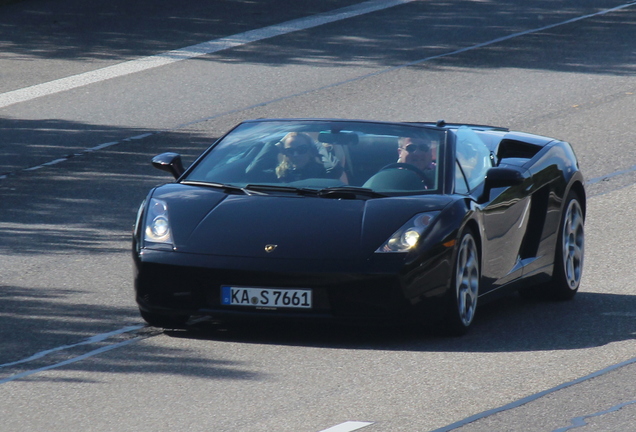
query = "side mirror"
xmin=152 ymin=152 xmax=184 ymax=179
xmin=485 ymin=166 xmax=525 ymax=188
xmin=479 ymin=167 xmax=526 ymax=203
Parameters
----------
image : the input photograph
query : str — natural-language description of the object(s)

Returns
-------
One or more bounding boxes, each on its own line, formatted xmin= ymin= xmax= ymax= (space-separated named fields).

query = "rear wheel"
xmin=445 ymin=229 xmax=480 ymax=336
xmin=520 ymin=190 xmax=584 ymax=300
xmin=139 ymin=309 xmax=189 ymax=329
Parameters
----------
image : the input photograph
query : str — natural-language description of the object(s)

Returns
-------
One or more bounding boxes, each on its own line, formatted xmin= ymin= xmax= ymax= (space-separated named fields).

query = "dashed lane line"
xmin=0 ymin=0 xmax=414 ymax=109
xmin=430 ymin=355 xmax=636 ymax=432
xmin=2 ymin=1 xmax=636 ymax=180
xmin=319 ymin=421 xmax=374 ymax=432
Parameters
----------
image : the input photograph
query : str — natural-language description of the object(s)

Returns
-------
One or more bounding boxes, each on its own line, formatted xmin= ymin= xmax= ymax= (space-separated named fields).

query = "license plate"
xmin=221 ymin=286 xmax=312 ymax=309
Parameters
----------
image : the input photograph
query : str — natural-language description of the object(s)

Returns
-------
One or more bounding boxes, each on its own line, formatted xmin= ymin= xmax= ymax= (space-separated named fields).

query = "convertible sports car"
xmin=133 ymin=118 xmax=585 ymax=335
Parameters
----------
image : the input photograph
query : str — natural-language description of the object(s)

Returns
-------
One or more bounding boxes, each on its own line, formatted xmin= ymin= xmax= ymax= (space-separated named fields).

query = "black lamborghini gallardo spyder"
xmin=133 ymin=119 xmax=585 ymax=335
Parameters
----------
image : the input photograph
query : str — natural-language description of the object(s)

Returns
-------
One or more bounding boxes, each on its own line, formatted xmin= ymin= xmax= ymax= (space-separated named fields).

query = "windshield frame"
xmin=182 ymin=119 xmax=447 ymax=197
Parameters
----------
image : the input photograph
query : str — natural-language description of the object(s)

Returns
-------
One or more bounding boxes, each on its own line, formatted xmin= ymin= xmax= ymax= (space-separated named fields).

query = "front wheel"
xmin=551 ymin=190 xmax=585 ymax=300
xmin=445 ymin=229 xmax=480 ymax=336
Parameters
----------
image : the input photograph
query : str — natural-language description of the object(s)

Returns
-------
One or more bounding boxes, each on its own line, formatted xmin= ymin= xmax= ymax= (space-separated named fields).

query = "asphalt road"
xmin=1 ymin=1 xmax=635 ymax=431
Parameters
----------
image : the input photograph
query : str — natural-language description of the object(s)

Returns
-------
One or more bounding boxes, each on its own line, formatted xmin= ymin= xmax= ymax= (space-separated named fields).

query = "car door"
xmin=455 ymin=127 xmax=531 ymax=292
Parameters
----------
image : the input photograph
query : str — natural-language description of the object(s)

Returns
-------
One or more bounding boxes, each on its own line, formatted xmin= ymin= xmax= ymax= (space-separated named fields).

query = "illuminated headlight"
xmin=376 ymin=212 xmax=439 ymax=253
xmin=144 ymin=198 xmax=173 ymax=248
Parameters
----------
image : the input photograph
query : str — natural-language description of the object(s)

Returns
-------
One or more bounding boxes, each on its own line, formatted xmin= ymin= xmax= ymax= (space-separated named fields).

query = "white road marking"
xmin=2 ymin=0 xmax=635 ymax=180
xmin=430 ymin=355 xmax=636 ymax=432
xmin=0 ymin=133 xmax=154 ymax=178
xmin=586 ymin=164 xmax=636 ymax=184
xmin=0 ymin=337 xmax=144 ymax=384
xmin=0 ymin=325 xmax=143 ymax=369
xmin=0 ymin=0 xmax=414 ymax=109
xmin=411 ymin=1 xmax=636 ymax=66
xmin=319 ymin=421 xmax=374 ymax=432
xmin=555 ymin=399 xmax=636 ymax=432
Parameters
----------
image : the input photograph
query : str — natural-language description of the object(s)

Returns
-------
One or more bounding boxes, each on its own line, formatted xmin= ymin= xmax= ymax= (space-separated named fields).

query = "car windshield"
xmin=184 ymin=120 xmax=445 ymax=195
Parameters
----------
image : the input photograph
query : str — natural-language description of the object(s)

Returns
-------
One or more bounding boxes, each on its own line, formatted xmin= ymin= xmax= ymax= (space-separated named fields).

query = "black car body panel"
xmin=133 ymin=119 xmax=585 ymax=330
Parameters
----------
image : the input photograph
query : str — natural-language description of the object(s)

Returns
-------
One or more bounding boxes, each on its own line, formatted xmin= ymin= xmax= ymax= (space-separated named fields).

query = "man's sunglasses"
xmin=282 ymin=145 xmax=311 ymax=156
xmin=402 ymin=143 xmax=430 ymax=153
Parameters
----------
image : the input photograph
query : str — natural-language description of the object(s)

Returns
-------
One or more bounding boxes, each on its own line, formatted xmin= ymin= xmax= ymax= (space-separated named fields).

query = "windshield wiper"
xmin=184 ymin=182 xmax=316 ymax=196
xmin=244 ymin=184 xmax=384 ymax=199
xmin=245 ymin=184 xmax=386 ymax=199
xmin=316 ymin=187 xmax=386 ymax=199
xmin=181 ymin=181 xmax=267 ymax=195
xmin=244 ymin=184 xmax=303 ymax=193
xmin=182 ymin=182 xmax=385 ymax=199
xmin=243 ymin=184 xmax=318 ymax=195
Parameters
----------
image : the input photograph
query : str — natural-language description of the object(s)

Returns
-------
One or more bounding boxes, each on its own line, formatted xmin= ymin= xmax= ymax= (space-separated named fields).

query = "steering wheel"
xmin=380 ymin=163 xmax=428 ymax=182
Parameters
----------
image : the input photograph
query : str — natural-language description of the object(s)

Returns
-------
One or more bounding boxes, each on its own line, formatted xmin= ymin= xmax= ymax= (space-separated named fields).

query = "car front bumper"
xmin=134 ymin=247 xmax=453 ymax=324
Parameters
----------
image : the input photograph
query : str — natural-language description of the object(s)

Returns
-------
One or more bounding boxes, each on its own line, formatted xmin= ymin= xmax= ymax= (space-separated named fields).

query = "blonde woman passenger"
xmin=275 ymin=132 xmax=326 ymax=182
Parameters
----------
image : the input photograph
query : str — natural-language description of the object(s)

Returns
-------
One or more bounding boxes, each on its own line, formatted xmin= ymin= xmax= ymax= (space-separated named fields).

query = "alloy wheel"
xmin=455 ymin=233 xmax=479 ymax=326
xmin=562 ymin=198 xmax=585 ymax=290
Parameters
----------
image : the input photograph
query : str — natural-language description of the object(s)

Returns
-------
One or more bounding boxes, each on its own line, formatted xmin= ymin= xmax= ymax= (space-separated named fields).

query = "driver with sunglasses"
xmin=397 ymin=136 xmax=434 ymax=171
xmin=393 ymin=135 xmax=436 ymax=188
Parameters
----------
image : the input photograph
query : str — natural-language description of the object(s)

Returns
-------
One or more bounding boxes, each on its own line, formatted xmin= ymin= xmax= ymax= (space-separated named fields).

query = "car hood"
xmin=152 ymin=184 xmax=453 ymax=260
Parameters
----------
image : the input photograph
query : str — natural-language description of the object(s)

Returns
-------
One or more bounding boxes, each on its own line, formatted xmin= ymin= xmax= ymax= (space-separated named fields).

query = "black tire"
xmin=139 ymin=309 xmax=189 ymax=329
xmin=444 ymin=228 xmax=480 ymax=336
xmin=519 ymin=190 xmax=584 ymax=301
xmin=550 ymin=190 xmax=585 ymax=300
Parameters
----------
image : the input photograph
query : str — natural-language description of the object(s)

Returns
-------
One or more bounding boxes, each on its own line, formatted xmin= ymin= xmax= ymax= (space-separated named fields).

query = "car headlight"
xmin=376 ymin=212 xmax=439 ymax=253
xmin=144 ymin=198 xmax=174 ymax=249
